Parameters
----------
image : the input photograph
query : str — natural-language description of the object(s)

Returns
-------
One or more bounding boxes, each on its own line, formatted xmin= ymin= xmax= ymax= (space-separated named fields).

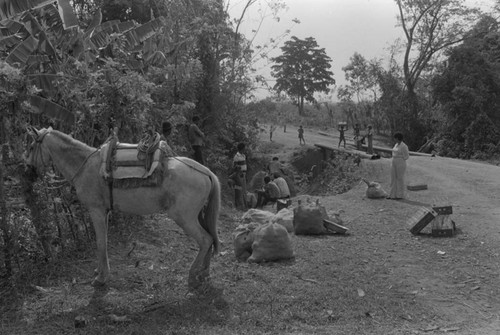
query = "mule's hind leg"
xmin=172 ymin=211 xmax=214 ymax=290
xmin=89 ymin=208 xmax=110 ymax=286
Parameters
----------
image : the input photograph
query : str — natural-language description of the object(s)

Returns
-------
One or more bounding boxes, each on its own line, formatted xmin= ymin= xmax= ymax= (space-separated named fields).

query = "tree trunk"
xmin=22 ymin=176 xmax=52 ymax=261
xmin=0 ymin=113 xmax=12 ymax=277
xmin=298 ymin=95 xmax=304 ymax=115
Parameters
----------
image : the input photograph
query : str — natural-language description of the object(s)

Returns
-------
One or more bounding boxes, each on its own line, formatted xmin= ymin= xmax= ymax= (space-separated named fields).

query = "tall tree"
xmin=271 ymin=36 xmax=335 ymax=115
xmin=341 ymin=52 xmax=380 ymax=103
xmin=396 ymin=0 xmax=480 ymax=108
xmin=338 ymin=52 xmax=382 ymax=128
xmin=431 ymin=15 xmax=500 ymax=158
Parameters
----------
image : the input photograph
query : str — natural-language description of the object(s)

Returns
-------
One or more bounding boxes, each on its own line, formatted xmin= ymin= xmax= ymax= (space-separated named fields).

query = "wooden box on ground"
xmin=432 ymin=205 xmax=453 ymax=215
xmin=409 ymin=207 xmax=438 ymax=235
xmin=407 ymin=184 xmax=428 ymax=191
xmin=431 ymin=215 xmax=456 ymax=237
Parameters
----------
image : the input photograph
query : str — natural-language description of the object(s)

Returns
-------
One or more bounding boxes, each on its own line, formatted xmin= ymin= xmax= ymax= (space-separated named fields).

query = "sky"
xmin=227 ymin=0 xmax=496 ymax=100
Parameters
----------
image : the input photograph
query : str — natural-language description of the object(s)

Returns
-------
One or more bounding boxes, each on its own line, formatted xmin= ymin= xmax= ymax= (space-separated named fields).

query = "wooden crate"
xmin=431 ymin=215 xmax=456 ymax=237
xmin=407 ymin=184 xmax=428 ymax=191
xmin=409 ymin=207 xmax=438 ymax=235
xmin=432 ymin=205 xmax=453 ymax=215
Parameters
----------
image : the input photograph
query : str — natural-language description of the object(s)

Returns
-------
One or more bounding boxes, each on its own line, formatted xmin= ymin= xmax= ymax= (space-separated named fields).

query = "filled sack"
xmin=293 ymin=199 xmax=329 ymax=235
xmin=233 ymin=222 xmax=260 ymax=261
xmin=272 ymin=208 xmax=294 ymax=233
xmin=363 ymin=179 xmax=388 ymax=199
xmin=248 ymin=223 xmax=294 ymax=263
xmin=241 ymin=208 xmax=275 ymax=224
xmin=246 ymin=192 xmax=258 ymax=208
xmin=233 ymin=222 xmax=294 ymax=263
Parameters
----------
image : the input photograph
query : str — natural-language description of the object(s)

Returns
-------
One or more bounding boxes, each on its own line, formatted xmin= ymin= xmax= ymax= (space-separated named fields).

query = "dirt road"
xmin=268 ymin=124 xmax=500 ymax=245
xmin=264 ymin=124 xmax=500 ymax=334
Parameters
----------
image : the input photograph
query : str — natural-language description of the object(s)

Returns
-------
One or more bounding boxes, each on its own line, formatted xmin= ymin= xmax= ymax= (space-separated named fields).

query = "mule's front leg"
xmin=89 ymin=208 xmax=110 ymax=286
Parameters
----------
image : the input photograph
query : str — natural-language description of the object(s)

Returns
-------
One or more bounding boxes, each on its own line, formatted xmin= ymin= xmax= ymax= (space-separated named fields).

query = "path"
xmin=262 ymin=124 xmax=500 ymax=334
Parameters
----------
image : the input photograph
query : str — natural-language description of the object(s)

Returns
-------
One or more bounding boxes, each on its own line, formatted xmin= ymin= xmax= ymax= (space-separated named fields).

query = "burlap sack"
xmin=272 ymin=208 xmax=294 ymax=233
xmin=293 ymin=199 xmax=328 ymax=235
xmin=233 ymin=222 xmax=260 ymax=261
xmin=363 ymin=179 xmax=388 ymax=199
xmin=246 ymin=192 xmax=258 ymax=208
xmin=241 ymin=208 xmax=275 ymax=224
xmin=248 ymin=223 xmax=294 ymax=263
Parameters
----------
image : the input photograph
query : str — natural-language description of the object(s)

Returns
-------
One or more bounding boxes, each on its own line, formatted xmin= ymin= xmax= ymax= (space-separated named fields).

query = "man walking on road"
xmin=298 ymin=125 xmax=306 ymax=145
xmin=188 ymin=116 xmax=206 ymax=165
xmin=338 ymin=124 xmax=346 ymax=148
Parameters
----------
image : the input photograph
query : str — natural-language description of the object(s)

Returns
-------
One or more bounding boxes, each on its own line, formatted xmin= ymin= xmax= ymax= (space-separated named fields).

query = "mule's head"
xmin=25 ymin=126 xmax=52 ymax=176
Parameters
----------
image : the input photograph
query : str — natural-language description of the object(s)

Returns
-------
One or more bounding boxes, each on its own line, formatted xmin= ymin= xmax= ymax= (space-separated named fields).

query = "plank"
xmin=314 ymin=143 xmax=372 ymax=159
xmin=323 ymin=219 xmax=349 ymax=234
xmin=408 ymin=207 xmax=438 ymax=235
xmin=407 ymin=184 xmax=428 ymax=191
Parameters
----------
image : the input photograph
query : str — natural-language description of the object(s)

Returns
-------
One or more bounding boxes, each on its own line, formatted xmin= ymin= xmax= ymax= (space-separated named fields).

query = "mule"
xmin=25 ymin=126 xmax=221 ymax=290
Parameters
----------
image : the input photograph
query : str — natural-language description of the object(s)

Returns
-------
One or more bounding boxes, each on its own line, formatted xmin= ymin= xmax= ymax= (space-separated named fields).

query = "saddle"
xmin=99 ymin=132 xmax=164 ymax=180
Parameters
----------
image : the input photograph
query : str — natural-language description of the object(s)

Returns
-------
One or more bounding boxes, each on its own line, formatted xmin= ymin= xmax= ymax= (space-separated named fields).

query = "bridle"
xmin=29 ymin=130 xmax=99 ymax=184
xmin=30 ymin=130 xmax=51 ymax=172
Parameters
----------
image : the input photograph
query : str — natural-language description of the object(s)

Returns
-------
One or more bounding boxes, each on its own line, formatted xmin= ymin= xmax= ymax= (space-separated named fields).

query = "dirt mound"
xmin=290 ymin=147 xmax=324 ymax=173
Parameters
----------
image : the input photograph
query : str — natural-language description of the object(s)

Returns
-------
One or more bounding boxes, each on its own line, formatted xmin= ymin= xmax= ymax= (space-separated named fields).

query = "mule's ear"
xmin=27 ymin=126 xmax=39 ymax=139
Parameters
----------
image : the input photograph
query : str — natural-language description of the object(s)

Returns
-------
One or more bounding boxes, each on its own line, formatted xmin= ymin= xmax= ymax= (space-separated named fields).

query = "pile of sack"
xmin=233 ymin=199 xmax=348 ymax=263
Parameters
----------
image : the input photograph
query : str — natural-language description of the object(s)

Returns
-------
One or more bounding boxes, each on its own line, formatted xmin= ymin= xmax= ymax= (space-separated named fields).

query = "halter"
xmin=31 ymin=130 xmax=51 ymax=171
xmin=31 ymin=130 xmax=99 ymax=185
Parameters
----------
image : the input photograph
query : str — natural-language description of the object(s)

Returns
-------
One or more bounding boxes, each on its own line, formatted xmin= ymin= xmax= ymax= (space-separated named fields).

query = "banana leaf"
xmin=28 ymin=95 xmax=75 ymax=125
xmin=5 ymin=34 xmax=37 ymax=66
xmin=0 ymin=0 xmax=78 ymax=30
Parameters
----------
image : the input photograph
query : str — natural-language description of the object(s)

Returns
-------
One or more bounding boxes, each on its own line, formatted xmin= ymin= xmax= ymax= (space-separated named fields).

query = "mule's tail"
xmin=203 ymin=171 xmax=221 ymax=255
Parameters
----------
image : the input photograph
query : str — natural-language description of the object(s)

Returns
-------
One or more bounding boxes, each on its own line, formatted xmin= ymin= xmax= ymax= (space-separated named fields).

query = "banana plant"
xmin=0 ymin=0 xmax=170 ymax=126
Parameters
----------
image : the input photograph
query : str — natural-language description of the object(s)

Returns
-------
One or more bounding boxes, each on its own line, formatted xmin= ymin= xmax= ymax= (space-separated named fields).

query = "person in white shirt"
xmin=273 ymin=172 xmax=290 ymax=198
xmin=388 ymin=132 xmax=409 ymax=199
xmin=232 ymin=143 xmax=248 ymax=209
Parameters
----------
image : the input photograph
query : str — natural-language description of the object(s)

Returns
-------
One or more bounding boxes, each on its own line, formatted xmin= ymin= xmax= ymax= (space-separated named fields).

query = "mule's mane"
xmin=47 ymin=129 xmax=95 ymax=152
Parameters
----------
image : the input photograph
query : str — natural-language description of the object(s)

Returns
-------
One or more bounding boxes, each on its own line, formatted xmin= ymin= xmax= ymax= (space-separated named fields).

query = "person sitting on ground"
xmin=268 ymin=156 xmax=285 ymax=176
xmin=273 ymin=172 xmax=290 ymax=198
xmin=256 ymin=176 xmax=281 ymax=207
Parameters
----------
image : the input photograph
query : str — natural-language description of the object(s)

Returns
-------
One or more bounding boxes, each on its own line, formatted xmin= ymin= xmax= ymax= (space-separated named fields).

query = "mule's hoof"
xmin=188 ymin=279 xmax=215 ymax=296
xmin=91 ymin=278 xmax=107 ymax=288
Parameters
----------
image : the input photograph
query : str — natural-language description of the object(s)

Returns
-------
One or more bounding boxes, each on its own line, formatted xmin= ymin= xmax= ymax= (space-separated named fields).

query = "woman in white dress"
xmin=388 ymin=132 xmax=409 ymax=199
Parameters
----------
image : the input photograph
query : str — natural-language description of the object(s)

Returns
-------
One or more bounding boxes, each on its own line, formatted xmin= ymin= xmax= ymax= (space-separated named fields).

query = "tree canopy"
xmin=431 ymin=15 xmax=500 ymax=158
xmin=271 ymin=36 xmax=335 ymax=115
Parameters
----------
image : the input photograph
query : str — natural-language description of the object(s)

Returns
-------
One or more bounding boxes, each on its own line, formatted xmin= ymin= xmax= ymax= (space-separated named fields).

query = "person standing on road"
xmin=388 ymin=132 xmax=409 ymax=199
xmin=269 ymin=124 xmax=277 ymax=142
xmin=188 ymin=116 xmax=206 ymax=165
xmin=366 ymin=125 xmax=373 ymax=154
xmin=233 ymin=142 xmax=248 ymax=209
xmin=354 ymin=123 xmax=361 ymax=150
xmin=338 ymin=124 xmax=346 ymax=148
xmin=298 ymin=125 xmax=306 ymax=145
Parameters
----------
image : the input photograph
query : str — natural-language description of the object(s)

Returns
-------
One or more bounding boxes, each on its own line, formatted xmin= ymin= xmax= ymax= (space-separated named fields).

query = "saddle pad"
xmin=113 ymin=146 xmax=161 ymax=179
xmin=99 ymin=142 xmax=161 ymax=180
